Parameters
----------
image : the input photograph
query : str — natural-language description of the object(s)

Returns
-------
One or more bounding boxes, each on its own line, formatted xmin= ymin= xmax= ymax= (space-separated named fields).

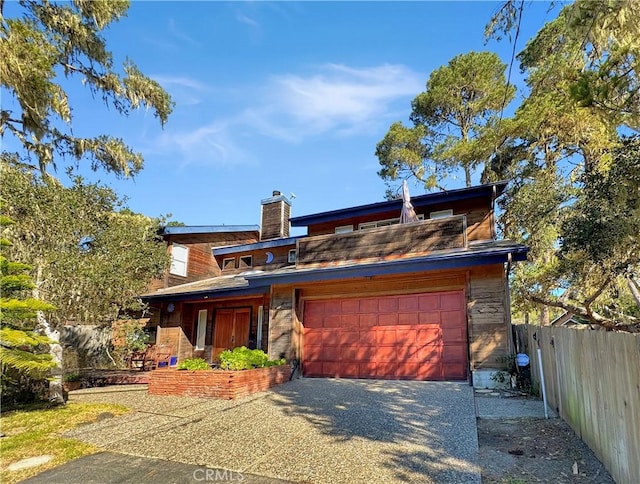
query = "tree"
xmin=488 ymin=0 xmax=640 ymax=130
xmin=0 ymin=212 xmax=56 ymax=403
xmin=0 ymin=161 xmax=170 ymax=327
xmin=485 ymin=0 xmax=640 ymax=327
xmin=377 ymin=51 xmax=515 ymax=192
xmin=1 ymin=160 xmax=170 ymax=402
xmin=0 ymin=0 xmax=173 ymax=177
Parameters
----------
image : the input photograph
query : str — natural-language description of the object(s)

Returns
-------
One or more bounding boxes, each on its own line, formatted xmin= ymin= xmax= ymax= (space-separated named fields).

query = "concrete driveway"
xmin=61 ymin=379 xmax=479 ymax=483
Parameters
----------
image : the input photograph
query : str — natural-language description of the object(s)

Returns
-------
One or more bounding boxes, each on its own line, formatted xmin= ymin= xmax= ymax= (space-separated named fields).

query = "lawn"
xmin=0 ymin=402 xmax=129 ymax=484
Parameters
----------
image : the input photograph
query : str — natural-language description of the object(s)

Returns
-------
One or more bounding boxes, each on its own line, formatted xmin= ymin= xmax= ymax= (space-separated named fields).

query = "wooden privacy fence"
xmin=524 ymin=324 xmax=640 ymax=484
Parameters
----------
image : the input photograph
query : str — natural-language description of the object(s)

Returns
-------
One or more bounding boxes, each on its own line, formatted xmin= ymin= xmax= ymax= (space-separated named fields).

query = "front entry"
xmin=213 ymin=308 xmax=251 ymax=359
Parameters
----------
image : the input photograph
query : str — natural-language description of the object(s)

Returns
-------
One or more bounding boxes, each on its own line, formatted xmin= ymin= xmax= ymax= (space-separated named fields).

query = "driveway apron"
xmin=62 ymin=379 xmax=480 ymax=483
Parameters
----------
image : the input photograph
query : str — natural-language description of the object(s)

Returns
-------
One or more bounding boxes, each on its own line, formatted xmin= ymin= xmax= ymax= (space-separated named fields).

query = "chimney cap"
xmin=261 ymin=191 xmax=291 ymax=206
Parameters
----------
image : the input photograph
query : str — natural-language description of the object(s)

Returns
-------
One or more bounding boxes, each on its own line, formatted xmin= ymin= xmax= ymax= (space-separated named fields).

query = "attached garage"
xmin=302 ymin=290 xmax=468 ymax=381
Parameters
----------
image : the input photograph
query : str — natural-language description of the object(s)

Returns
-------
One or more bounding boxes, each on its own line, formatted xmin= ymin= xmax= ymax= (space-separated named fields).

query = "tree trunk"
xmin=35 ymin=264 xmax=65 ymax=404
xmin=38 ymin=316 xmax=65 ymax=404
xmin=539 ymin=305 xmax=550 ymax=326
xmin=628 ymin=277 xmax=640 ymax=310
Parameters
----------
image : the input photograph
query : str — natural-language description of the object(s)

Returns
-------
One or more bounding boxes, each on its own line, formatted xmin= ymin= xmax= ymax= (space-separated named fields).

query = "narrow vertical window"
xmin=256 ymin=305 xmax=264 ymax=349
xmin=196 ymin=310 xmax=207 ymax=350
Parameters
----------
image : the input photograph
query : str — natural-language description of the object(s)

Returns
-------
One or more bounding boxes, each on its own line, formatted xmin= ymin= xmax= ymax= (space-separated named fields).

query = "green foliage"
xmin=217 ymin=347 xmax=286 ymax=371
xmin=1 ymin=213 xmax=56 ymax=389
xmin=0 ymin=401 xmax=128 ymax=481
xmin=176 ymin=358 xmax=210 ymax=371
xmin=482 ymin=0 xmax=640 ymax=327
xmin=0 ymin=161 xmax=170 ymax=325
xmin=63 ymin=373 xmax=80 ymax=382
xmin=0 ymin=0 xmax=173 ymax=177
xmin=377 ymin=51 xmax=514 ymax=193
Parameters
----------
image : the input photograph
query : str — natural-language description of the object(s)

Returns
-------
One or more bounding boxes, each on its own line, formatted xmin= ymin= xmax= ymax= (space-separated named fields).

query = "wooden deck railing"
xmin=295 ymin=215 xmax=467 ymax=268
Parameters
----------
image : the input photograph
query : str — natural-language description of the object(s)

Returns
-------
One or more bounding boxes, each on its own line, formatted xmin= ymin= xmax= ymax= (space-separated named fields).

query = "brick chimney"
xmin=260 ymin=190 xmax=291 ymax=240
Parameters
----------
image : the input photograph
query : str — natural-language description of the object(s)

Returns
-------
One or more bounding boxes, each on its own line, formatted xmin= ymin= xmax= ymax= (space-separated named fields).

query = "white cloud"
xmin=149 ymin=63 xmax=424 ymax=166
xmin=255 ymin=63 xmax=423 ymax=138
xmin=167 ymin=18 xmax=202 ymax=48
xmin=236 ymin=13 xmax=260 ymax=29
xmin=151 ymin=75 xmax=208 ymax=106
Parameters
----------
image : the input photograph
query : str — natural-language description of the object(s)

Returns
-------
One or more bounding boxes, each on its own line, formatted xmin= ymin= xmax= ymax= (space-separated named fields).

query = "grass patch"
xmin=0 ymin=402 xmax=129 ymax=484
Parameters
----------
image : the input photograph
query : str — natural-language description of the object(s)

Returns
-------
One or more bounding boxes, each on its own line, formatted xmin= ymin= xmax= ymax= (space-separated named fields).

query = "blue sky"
xmin=5 ymin=1 xmax=558 ymax=229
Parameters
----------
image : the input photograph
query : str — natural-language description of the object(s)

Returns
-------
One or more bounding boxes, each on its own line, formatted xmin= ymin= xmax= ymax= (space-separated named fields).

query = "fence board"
xmin=524 ymin=324 xmax=640 ymax=484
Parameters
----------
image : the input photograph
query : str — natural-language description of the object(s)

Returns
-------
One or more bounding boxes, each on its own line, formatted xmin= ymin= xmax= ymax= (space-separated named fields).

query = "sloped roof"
xmin=161 ymin=225 xmax=259 ymax=235
xmin=142 ymin=239 xmax=527 ymax=302
xmin=290 ymin=181 xmax=508 ymax=227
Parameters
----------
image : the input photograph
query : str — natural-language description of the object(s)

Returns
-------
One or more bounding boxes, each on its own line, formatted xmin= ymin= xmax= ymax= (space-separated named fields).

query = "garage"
xmin=302 ymin=290 xmax=468 ymax=380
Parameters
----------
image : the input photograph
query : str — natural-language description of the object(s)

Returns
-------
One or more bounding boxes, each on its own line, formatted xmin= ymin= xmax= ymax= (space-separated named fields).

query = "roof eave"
xmin=290 ymin=181 xmax=509 ymax=227
xmin=244 ymin=244 xmax=527 ymax=285
xmin=141 ymin=284 xmax=270 ymax=303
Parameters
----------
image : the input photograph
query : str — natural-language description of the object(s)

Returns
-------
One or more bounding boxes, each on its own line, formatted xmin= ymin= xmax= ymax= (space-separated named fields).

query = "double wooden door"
xmin=213 ymin=308 xmax=250 ymax=359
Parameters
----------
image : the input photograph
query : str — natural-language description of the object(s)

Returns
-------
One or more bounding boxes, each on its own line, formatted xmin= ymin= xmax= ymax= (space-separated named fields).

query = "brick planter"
xmin=148 ymin=365 xmax=291 ymax=399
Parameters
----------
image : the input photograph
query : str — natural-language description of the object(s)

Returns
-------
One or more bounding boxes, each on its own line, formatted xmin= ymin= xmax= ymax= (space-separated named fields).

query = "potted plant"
xmin=63 ymin=373 xmax=82 ymax=391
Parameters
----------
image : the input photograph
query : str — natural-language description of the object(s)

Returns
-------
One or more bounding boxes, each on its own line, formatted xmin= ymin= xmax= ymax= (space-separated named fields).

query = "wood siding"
xmin=284 ymin=265 xmax=508 ymax=372
xmin=154 ymin=296 xmax=269 ymax=363
xmin=156 ymin=326 xmax=192 ymax=362
xmin=268 ymin=286 xmax=294 ymax=360
xmin=468 ymin=265 xmax=508 ymax=369
xmin=168 ymin=241 xmax=218 ymax=287
xmin=162 ymin=232 xmax=258 ymax=288
xmin=296 ymin=216 xmax=466 ymax=268
xmin=216 ymin=243 xmax=296 ymax=274
xmin=306 ymin=197 xmax=493 ymax=241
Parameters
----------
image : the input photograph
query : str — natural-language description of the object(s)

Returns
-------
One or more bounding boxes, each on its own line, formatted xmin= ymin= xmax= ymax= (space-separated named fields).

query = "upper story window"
xmin=358 ymin=215 xmax=424 ymax=231
xmin=335 ymin=225 xmax=354 ymax=234
xmin=239 ymin=255 xmax=253 ymax=269
xmin=288 ymin=249 xmax=297 ymax=264
xmin=430 ymin=209 xmax=454 ymax=219
xmin=222 ymin=257 xmax=236 ymax=270
xmin=170 ymin=243 xmax=188 ymax=277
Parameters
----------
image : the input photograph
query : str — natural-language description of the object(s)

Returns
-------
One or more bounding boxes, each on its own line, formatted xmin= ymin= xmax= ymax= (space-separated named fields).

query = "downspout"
xmin=491 ymin=184 xmax=497 ymax=240
xmin=505 ymin=253 xmax=515 ymax=356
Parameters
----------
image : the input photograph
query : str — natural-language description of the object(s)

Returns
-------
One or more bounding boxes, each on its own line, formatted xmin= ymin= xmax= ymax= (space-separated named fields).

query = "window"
xmin=430 ymin=209 xmax=454 ymax=219
xmin=359 ymin=214 xmax=425 ymax=230
xmin=334 ymin=225 xmax=354 ymax=234
xmin=358 ymin=218 xmax=400 ymax=230
xmin=239 ymin=255 xmax=253 ymax=269
xmin=195 ymin=310 xmax=207 ymax=350
xmin=222 ymin=257 xmax=236 ymax=270
xmin=288 ymin=249 xmax=297 ymax=264
xmin=170 ymin=243 xmax=188 ymax=276
xmin=256 ymin=305 xmax=264 ymax=349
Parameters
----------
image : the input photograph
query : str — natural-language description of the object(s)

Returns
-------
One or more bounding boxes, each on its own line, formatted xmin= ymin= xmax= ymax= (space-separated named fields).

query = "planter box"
xmin=148 ymin=365 xmax=291 ymax=399
xmin=63 ymin=381 xmax=82 ymax=392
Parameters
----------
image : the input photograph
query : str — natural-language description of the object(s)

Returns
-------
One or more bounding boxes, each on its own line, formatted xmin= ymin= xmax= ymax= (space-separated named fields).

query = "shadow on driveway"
xmin=266 ymin=379 xmax=479 ymax=483
xmin=51 ymin=379 xmax=479 ymax=483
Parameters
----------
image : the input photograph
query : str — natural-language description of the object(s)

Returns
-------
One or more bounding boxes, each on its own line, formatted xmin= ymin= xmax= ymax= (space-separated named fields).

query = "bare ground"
xmin=477 ymin=416 xmax=616 ymax=483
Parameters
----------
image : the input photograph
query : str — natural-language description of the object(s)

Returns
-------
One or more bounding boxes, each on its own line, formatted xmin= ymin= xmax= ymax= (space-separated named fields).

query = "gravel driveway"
xmin=67 ymin=379 xmax=480 ymax=483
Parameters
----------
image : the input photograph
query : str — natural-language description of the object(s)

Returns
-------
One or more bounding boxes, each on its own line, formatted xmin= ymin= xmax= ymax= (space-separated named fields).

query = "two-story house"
xmin=142 ymin=182 xmax=528 ymax=386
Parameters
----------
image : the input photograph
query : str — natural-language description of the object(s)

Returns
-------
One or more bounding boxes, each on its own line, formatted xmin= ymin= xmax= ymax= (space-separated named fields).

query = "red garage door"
xmin=303 ymin=291 xmax=467 ymax=380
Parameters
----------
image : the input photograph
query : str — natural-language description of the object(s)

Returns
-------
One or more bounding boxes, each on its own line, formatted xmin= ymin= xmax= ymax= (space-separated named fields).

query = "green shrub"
xmin=176 ymin=358 xmax=210 ymax=371
xmin=64 ymin=373 xmax=81 ymax=382
xmin=218 ymin=347 xmax=286 ymax=370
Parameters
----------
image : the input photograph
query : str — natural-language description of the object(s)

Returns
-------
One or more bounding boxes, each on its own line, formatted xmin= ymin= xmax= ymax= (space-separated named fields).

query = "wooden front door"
xmin=213 ymin=308 xmax=251 ymax=359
